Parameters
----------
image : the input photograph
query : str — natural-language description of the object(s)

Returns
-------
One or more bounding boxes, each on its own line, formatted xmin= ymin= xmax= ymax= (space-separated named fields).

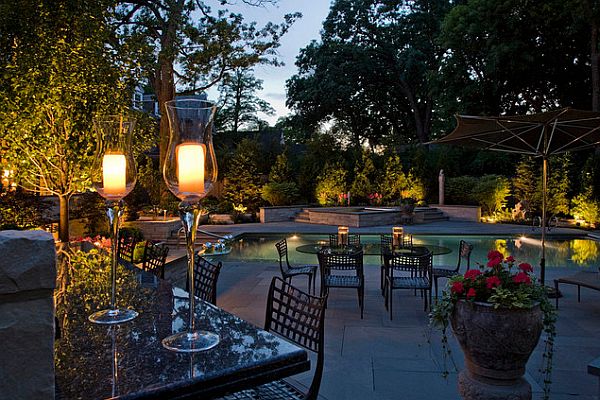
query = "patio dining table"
xmin=295 ymin=243 xmax=452 ymax=257
xmin=54 ymin=263 xmax=309 ymax=399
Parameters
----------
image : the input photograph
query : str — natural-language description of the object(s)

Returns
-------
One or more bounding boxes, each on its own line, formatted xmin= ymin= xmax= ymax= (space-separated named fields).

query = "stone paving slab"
xmin=163 ymin=220 xmax=600 ymax=399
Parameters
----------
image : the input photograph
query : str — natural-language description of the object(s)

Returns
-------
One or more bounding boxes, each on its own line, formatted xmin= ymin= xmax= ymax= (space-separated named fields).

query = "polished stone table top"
xmin=54 ymin=257 xmax=309 ymax=399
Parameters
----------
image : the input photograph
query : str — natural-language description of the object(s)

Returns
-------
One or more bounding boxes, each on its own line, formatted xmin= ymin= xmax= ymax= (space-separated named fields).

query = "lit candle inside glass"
xmin=392 ymin=226 xmax=403 ymax=248
xmin=177 ymin=143 xmax=205 ymax=194
xmin=338 ymin=226 xmax=349 ymax=246
xmin=102 ymin=153 xmax=126 ymax=196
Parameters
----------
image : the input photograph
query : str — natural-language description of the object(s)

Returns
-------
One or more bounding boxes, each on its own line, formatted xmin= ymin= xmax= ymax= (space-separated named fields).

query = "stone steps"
xmin=293 ymin=210 xmax=311 ymax=223
xmin=419 ymin=207 xmax=449 ymax=222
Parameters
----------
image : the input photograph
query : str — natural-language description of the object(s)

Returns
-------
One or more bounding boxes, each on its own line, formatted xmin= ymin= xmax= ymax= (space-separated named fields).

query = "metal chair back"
xmin=265 ymin=277 xmax=327 ymax=400
xmin=141 ymin=241 xmax=169 ymax=279
xmin=328 ymin=233 xmax=361 ymax=247
xmin=192 ymin=255 xmax=222 ymax=305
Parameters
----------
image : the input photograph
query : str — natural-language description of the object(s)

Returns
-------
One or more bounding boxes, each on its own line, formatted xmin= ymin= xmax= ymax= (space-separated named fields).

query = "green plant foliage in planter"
xmin=430 ymin=250 xmax=556 ymax=399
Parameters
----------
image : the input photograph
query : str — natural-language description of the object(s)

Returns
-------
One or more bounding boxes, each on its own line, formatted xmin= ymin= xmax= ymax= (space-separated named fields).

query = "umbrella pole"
xmin=541 ymin=156 xmax=547 ymax=285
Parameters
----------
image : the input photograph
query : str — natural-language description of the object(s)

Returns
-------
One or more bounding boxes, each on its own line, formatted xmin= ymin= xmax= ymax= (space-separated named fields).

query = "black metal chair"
xmin=275 ymin=239 xmax=317 ymax=294
xmin=117 ymin=235 xmax=137 ymax=263
xmin=139 ymin=241 xmax=169 ymax=279
xmin=222 ymin=277 xmax=327 ymax=400
xmin=328 ymin=233 xmax=361 ymax=247
xmin=191 ymin=254 xmax=223 ymax=305
xmin=383 ymin=250 xmax=433 ymax=319
xmin=318 ymin=248 xmax=365 ymax=318
xmin=379 ymin=234 xmax=415 ymax=295
xmin=432 ymin=240 xmax=473 ymax=297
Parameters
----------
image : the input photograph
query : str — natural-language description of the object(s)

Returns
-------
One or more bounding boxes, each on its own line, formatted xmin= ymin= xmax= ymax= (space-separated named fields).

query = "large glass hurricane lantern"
xmin=162 ymin=99 xmax=219 ymax=352
xmin=89 ymin=116 xmax=138 ymax=324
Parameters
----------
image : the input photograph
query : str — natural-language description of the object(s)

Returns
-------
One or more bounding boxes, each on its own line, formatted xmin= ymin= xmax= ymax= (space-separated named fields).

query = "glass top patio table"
xmin=295 ymin=243 xmax=452 ymax=256
xmin=54 ymin=260 xmax=309 ymax=399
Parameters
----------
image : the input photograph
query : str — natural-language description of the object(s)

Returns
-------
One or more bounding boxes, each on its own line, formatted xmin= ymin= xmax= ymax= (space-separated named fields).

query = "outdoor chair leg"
xmin=389 ymin=289 xmax=393 ymax=320
xmin=307 ymin=274 xmax=312 ymax=295
xmin=434 ymin=277 xmax=439 ymax=298
xmin=578 ymin=286 xmax=581 ymax=302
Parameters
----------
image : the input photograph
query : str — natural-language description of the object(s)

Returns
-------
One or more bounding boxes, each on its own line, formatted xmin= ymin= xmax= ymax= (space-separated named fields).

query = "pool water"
xmin=220 ymin=234 xmax=600 ymax=270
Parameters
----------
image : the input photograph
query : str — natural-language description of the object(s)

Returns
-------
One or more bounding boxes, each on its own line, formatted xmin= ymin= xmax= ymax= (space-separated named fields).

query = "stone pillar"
xmin=439 ymin=169 xmax=445 ymax=205
xmin=0 ymin=230 xmax=56 ymax=399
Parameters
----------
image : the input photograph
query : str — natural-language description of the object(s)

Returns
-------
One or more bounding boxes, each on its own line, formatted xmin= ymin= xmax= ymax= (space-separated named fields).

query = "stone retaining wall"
xmin=260 ymin=206 xmax=307 ymax=223
xmin=431 ymin=205 xmax=481 ymax=221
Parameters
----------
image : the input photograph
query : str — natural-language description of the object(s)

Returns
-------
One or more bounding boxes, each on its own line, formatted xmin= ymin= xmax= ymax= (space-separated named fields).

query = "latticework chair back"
xmin=117 ymin=235 xmax=137 ymax=263
xmin=328 ymin=233 xmax=361 ymax=247
xmin=265 ymin=277 xmax=326 ymax=400
xmin=192 ymin=255 xmax=222 ymax=305
xmin=384 ymin=251 xmax=432 ymax=281
xmin=401 ymin=234 xmax=413 ymax=248
xmin=458 ymin=240 xmax=473 ymax=271
xmin=380 ymin=234 xmax=393 ymax=264
xmin=318 ymin=250 xmax=364 ymax=275
xmin=275 ymin=238 xmax=290 ymax=273
xmin=141 ymin=241 xmax=169 ymax=279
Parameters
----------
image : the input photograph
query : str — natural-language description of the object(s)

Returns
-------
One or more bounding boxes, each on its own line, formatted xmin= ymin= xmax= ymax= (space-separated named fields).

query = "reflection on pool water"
xmin=219 ymin=234 xmax=600 ymax=270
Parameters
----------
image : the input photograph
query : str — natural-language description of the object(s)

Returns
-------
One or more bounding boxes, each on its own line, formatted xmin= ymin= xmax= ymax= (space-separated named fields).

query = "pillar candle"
xmin=102 ymin=153 xmax=126 ymax=196
xmin=177 ymin=143 xmax=205 ymax=194
xmin=392 ymin=226 xmax=403 ymax=248
xmin=338 ymin=226 xmax=349 ymax=246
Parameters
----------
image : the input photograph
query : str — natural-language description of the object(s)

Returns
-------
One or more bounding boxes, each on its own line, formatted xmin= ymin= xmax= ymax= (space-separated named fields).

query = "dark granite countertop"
xmin=54 ymin=258 xmax=309 ymax=399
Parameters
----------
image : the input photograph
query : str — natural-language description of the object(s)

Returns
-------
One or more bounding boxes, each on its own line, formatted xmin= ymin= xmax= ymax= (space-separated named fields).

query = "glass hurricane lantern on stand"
xmin=89 ymin=115 xmax=138 ymax=324
xmin=162 ymin=99 xmax=220 ymax=353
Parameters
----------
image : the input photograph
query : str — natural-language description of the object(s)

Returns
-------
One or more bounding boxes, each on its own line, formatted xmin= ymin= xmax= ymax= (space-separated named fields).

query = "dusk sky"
xmin=206 ymin=0 xmax=333 ymax=125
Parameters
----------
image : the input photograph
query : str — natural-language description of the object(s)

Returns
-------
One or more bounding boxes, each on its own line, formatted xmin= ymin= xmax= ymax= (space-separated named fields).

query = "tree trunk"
xmin=156 ymin=61 xmax=176 ymax=170
xmin=58 ymin=194 xmax=70 ymax=243
xmin=592 ymin=21 xmax=599 ymax=111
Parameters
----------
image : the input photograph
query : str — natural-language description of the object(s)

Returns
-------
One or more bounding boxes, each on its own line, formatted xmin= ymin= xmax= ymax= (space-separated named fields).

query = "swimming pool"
xmin=219 ymin=233 xmax=600 ymax=270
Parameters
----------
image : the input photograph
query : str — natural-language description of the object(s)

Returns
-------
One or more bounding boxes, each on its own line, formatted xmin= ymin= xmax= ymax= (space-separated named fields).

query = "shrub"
xmin=261 ymin=182 xmax=300 ymax=206
xmin=350 ymin=151 xmax=376 ymax=202
xmin=377 ymin=154 xmax=408 ymax=203
xmin=315 ymin=163 xmax=347 ymax=206
xmin=446 ymin=175 xmax=510 ymax=216
xmin=572 ymin=193 xmax=600 ymax=226
xmin=222 ymin=139 xmax=262 ymax=211
xmin=0 ymin=188 xmax=52 ymax=230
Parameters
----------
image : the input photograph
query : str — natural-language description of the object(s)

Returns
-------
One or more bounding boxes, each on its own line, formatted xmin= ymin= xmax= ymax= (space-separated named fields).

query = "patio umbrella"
xmin=433 ymin=107 xmax=600 ymax=285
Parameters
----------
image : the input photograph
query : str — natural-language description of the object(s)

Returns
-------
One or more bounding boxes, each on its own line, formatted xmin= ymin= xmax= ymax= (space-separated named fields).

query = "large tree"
xmin=0 ymin=0 xmax=139 ymax=242
xmin=436 ymin=0 xmax=590 ymax=118
xmin=117 ymin=0 xmax=299 ymax=166
xmin=216 ymin=67 xmax=275 ymax=133
xmin=287 ymin=0 xmax=453 ymax=145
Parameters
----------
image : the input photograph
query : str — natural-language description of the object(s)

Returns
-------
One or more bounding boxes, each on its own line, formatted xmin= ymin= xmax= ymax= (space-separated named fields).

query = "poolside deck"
xmin=165 ymin=221 xmax=600 ymax=399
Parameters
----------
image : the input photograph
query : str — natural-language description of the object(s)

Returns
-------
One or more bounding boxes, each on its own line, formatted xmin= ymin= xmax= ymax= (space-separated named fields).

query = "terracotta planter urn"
xmin=451 ymin=300 xmax=543 ymax=400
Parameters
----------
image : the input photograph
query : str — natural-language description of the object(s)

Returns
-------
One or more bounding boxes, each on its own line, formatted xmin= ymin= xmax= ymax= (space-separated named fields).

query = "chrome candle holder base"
xmin=161 ymin=203 xmax=220 ymax=353
xmin=89 ymin=308 xmax=139 ymax=325
xmin=89 ymin=201 xmax=138 ymax=325
xmin=161 ymin=330 xmax=220 ymax=353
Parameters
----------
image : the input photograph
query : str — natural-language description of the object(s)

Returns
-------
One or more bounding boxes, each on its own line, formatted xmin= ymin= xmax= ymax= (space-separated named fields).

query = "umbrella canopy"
xmin=433 ymin=107 xmax=600 ymax=285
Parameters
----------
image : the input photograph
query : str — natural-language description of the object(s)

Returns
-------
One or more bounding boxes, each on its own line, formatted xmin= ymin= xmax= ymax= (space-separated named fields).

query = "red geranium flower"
xmin=518 ymin=263 xmax=533 ymax=273
xmin=513 ymin=272 xmax=532 ymax=285
xmin=466 ymin=288 xmax=477 ymax=298
xmin=487 ymin=250 xmax=503 ymax=260
xmin=486 ymin=276 xmax=502 ymax=289
xmin=451 ymin=281 xmax=464 ymax=294
xmin=505 ymin=256 xmax=515 ymax=263
xmin=487 ymin=256 xmax=503 ymax=268
xmin=464 ymin=269 xmax=482 ymax=280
